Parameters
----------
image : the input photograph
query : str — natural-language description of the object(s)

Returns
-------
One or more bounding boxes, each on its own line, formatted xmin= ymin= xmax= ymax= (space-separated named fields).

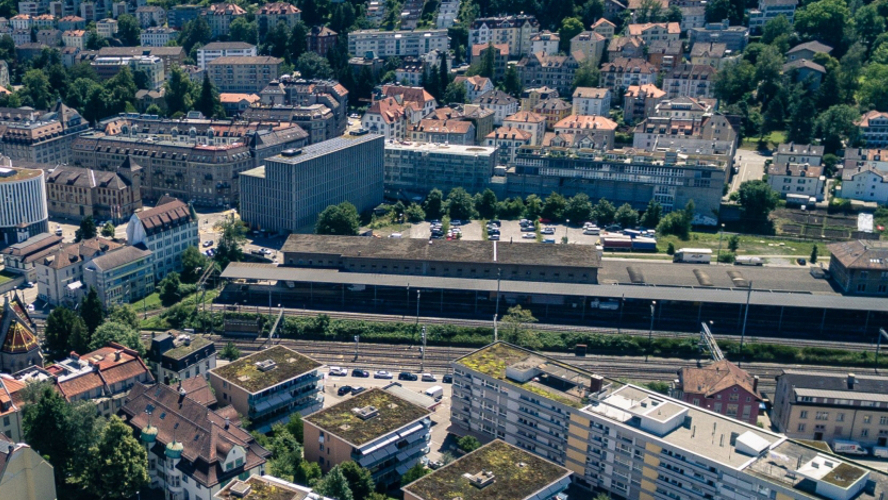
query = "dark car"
xmin=337 ymin=385 xmax=353 ymax=396
xmin=352 ymin=369 xmax=370 ymax=377
xmin=351 ymin=386 xmax=367 ymax=395
xmin=797 ymin=258 xmax=807 ymax=265
xmin=442 ymin=374 xmax=453 ymax=384
xmin=398 ymin=372 xmax=418 ymax=381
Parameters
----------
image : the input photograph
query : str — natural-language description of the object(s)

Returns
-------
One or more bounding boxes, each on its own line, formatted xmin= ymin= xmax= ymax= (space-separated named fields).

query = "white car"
xmin=522 ymin=233 xmax=536 ymax=239
xmin=329 ymin=366 xmax=348 ymax=376
xmin=374 ymin=370 xmax=393 ymax=379
xmin=489 ymin=234 xmax=500 ymax=240
xmin=541 ymin=227 xmax=556 ymax=235
xmin=583 ymin=228 xmax=600 ymax=235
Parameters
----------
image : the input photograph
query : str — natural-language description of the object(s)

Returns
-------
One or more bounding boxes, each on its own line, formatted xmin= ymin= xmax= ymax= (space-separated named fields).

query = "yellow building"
xmin=0 ymin=434 xmax=57 ymax=500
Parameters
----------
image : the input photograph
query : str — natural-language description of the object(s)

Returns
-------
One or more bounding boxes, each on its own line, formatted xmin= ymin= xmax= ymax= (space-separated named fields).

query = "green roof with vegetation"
xmin=822 ymin=463 xmax=867 ymax=488
xmin=211 ymin=345 xmax=322 ymax=393
xmin=305 ymin=388 xmax=431 ymax=446
xmin=216 ymin=477 xmax=305 ymax=500
xmin=403 ymin=440 xmax=570 ymax=500
xmin=163 ymin=336 xmax=213 ymax=360
xmin=796 ymin=440 xmax=832 ymax=453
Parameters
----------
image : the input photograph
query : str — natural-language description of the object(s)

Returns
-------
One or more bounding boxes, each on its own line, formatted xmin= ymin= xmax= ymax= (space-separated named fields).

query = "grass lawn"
xmin=656 ymin=231 xmax=818 ymax=257
xmin=740 ymin=130 xmax=786 ymax=150
xmin=135 ymin=291 xmax=163 ymax=311
xmin=0 ymin=270 xmax=16 ymax=285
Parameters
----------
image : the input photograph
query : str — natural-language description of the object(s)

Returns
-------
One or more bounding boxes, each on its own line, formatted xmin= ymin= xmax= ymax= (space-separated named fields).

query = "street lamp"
xmin=565 ymin=219 xmax=570 ymax=243
xmin=648 ymin=300 xmax=656 ymax=361
xmin=716 ymin=223 xmax=725 ymax=265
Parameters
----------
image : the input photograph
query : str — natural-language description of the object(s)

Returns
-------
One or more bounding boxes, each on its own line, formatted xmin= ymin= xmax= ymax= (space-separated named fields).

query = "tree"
xmin=107 ymin=304 xmax=140 ymax=330
xmin=794 ymin=0 xmax=850 ymax=49
xmin=713 ymin=60 xmax=756 ymax=104
xmin=229 ymin=17 xmax=258 ymax=44
xmin=164 ymin=65 xmax=195 ymax=116
xmin=158 ymin=271 xmax=182 ymax=307
xmin=640 ymin=199 xmax=662 ymax=228
xmin=565 ymin=193 xmax=593 ymax=223
xmin=737 ymin=180 xmax=779 ymax=227
xmin=100 ymin=221 xmax=115 ymax=237
xmin=666 ymin=242 xmax=675 ymax=255
xmin=572 ymin=60 xmax=599 ymax=93
xmin=178 ymin=16 xmax=211 ymax=54
xmin=501 ymin=64 xmax=522 ymax=97
xmin=288 ymin=22 xmax=309 ymax=62
xmin=81 ymin=287 xmax=104 ymax=335
xmin=615 ymin=203 xmax=639 ymax=229
xmin=580 ymin=0 xmax=605 ymax=27
xmin=475 ymin=189 xmax=498 ymax=219
xmin=22 ymin=387 xmax=75 ymax=484
xmin=443 ymin=80 xmax=467 ymax=104
xmin=401 ymin=463 xmax=430 ymax=486
xmin=524 ymin=194 xmax=543 ymax=220
xmin=727 ymin=234 xmax=740 ymax=252
xmin=195 ymin=74 xmax=223 ymax=118
xmin=635 ymin=0 xmax=665 ymax=21
xmin=295 ymin=461 xmax=322 ymax=486
xmin=424 ymin=188 xmax=445 ymax=219
xmin=181 ymin=245 xmax=209 ymax=283
xmin=502 ymin=305 xmax=539 ymax=349
xmin=269 ymin=427 xmax=302 ymax=480
xmin=116 ymin=14 xmax=141 ymax=46
xmin=287 ymin=412 xmax=304 ymax=443
xmin=811 ymin=244 xmax=818 ymax=263
xmin=558 ymin=17 xmax=584 ymax=53
xmin=296 ymin=52 xmax=333 ymax=79
xmin=221 ymin=341 xmax=241 ymax=361
xmin=315 ymin=465 xmax=354 ymax=500
xmin=82 ymin=415 xmax=149 ymax=499
xmin=89 ymin=321 xmax=144 ymax=355
xmin=761 ymin=15 xmax=792 ymax=45
xmin=44 ymin=307 xmax=88 ymax=360
xmin=316 ymin=202 xmax=361 ymax=235
xmin=754 ymin=46 xmax=785 ymax=106
xmin=542 ymin=192 xmax=567 ymax=221
xmin=340 ymin=462 xmax=375 ymax=500
xmin=853 ymin=4 xmax=885 ymax=49
xmin=446 ymin=187 xmax=477 ymax=220
xmin=20 ymin=69 xmax=52 ymax=111
xmin=594 ymin=198 xmax=616 ymax=225
xmin=787 ymin=89 xmax=817 ymax=143
xmin=815 ymin=104 xmax=860 ymax=153
xmin=857 ymin=63 xmax=888 ymax=111
xmin=405 ymin=203 xmax=426 ymax=222
xmin=458 ymin=435 xmax=481 ymax=452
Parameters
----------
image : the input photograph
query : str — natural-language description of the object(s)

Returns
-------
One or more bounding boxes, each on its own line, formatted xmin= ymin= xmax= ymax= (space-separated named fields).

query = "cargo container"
xmin=602 ymin=236 xmax=633 ymax=251
xmin=631 ymin=237 xmax=658 ymax=252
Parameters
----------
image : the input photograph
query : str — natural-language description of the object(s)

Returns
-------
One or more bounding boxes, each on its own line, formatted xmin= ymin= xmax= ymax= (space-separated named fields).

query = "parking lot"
xmin=404 ymin=219 xmax=602 ymax=246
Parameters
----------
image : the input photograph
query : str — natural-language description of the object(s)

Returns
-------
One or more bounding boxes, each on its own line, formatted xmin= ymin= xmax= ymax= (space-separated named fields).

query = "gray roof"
xmin=778 ymin=369 xmax=888 ymax=394
xmin=200 ymin=42 xmax=256 ymax=51
xmin=266 ymin=133 xmax=382 ymax=165
xmin=786 ymin=41 xmax=832 ymax=55
xmin=87 ymin=245 xmax=151 ymax=271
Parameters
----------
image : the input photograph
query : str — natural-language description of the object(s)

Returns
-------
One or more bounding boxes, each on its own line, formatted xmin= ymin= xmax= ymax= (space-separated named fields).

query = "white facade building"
xmin=125 ymin=197 xmax=198 ymax=281
xmin=347 ymin=30 xmax=450 ymax=58
xmin=572 ymin=87 xmax=612 ymax=116
xmin=196 ymin=42 xmax=258 ymax=71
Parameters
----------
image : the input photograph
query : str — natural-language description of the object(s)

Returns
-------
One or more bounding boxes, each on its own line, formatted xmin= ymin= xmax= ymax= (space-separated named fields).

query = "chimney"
xmin=225 ymin=417 xmax=230 ymax=430
xmin=114 ymin=350 xmax=122 ymax=361
xmin=753 ymin=376 xmax=759 ymax=394
xmin=848 ymin=373 xmax=856 ymax=389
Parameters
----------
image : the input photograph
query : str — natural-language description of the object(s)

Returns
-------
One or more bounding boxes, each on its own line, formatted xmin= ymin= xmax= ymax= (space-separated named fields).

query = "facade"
xmin=473 ymin=89 xmax=519 ymax=125
xmin=688 ymin=20 xmax=749 ymax=51
xmin=306 ymin=26 xmax=337 ymax=56
xmin=841 ymin=164 xmax=888 ymax=203
xmin=280 ymin=234 xmax=602 ymax=284
xmin=408 ymin=119 xmax=476 ymax=145
xmin=219 ymin=93 xmax=260 ymax=116
xmin=0 ymin=165 xmax=49 ymax=247
xmin=485 ymin=126 xmax=533 ymax=164
xmin=775 ymin=143 xmax=824 ymax=166
xmin=381 ymin=85 xmax=438 ymax=117
xmin=239 ymin=134 xmax=384 ymax=233
xmin=533 ymin=98 xmax=572 ymax=129
xmin=252 ymin=78 xmax=349 ymax=144
xmin=663 ymin=64 xmax=717 ymax=99
xmin=126 ymin=196 xmax=198 ymax=281
xmin=654 ymin=96 xmax=715 ymax=121
xmin=570 ymin=31 xmax=607 ymax=65
xmin=591 ymin=17 xmax=617 ymax=38
xmin=204 ymin=2 xmax=247 ymax=39
xmin=148 ymin=331 xmax=217 ymax=384
xmin=35 ymin=237 xmax=123 ymax=307
xmin=572 ymin=87 xmax=612 ymax=117
xmin=673 ymin=359 xmax=761 ymax=425
xmin=503 ymin=111 xmax=546 ymax=146
xmin=0 ymin=296 xmax=42 ymax=374
xmin=169 ymin=4 xmax=202 ymax=28
xmin=304 ymin=388 xmax=432 ymax=488
xmin=0 ymin=102 xmax=88 ymax=164
xmin=0 ymin=232 xmax=62 ymax=281
xmin=122 ymin=381 xmax=271 ymax=500
xmin=140 ymin=27 xmax=177 ymax=47
xmin=857 ymin=110 xmax=888 ymax=148
xmin=0 ymin=434 xmax=57 ymax=500
xmin=552 ymin=115 xmax=618 ymax=149
xmin=61 ymin=29 xmax=85 ymax=49
xmin=35 ymin=29 xmax=60 ymax=46
xmin=361 ymin=97 xmax=408 ymax=140
xmin=93 ymin=56 xmax=166 ymax=90
xmin=257 ymin=2 xmax=301 ymax=32
xmin=468 ymin=15 xmax=540 ymax=58
xmin=786 ymin=41 xmax=832 ymax=62
xmin=516 ymin=52 xmax=585 ymax=96
xmin=197 ymin=42 xmax=257 ymax=71
xmin=749 ymin=0 xmax=797 ymax=31
xmin=607 ymin=36 xmax=645 ymax=59
xmin=207 ymin=56 xmax=283 ymax=94
xmin=347 ymin=29 xmax=450 ymax=58
xmin=471 ymin=43 xmax=508 ymax=81
xmin=208 ymin=345 xmax=324 ymax=432
xmin=520 ymin=86 xmax=559 ymax=111
xmin=600 ymin=58 xmax=658 ymax=93
xmin=135 ymin=5 xmax=166 ymax=27
xmin=784 ymin=59 xmax=826 ymax=90
xmin=83 ymin=245 xmax=154 ymax=307
xmin=767 ymin=163 xmax=825 ymax=201
xmin=530 ymin=30 xmax=560 ymax=55
xmin=383 ymin=142 xmax=496 ymax=195
xmin=826 ymin=240 xmax=888 ymax=296
xmin=632 ymin=114 xmax=738 ymax=157
xmin=97 ymin=47 xmax=186 ymax=72
xmin=95 ymin=18 xmax=117 ymax=37
xmin=773 ymin=369 xmax=888 ymax=446
xmin=647 ymin=40 xmax=685 ymax=72
xmin=454 ymin=75 xmax=495 ymax=102
xmin=627 ymin=22 xmax=681 ymax=44
xmin=690 ymin=42 xmax=729 ymax=68
xmin=0 ymin=374 xmax=25 ymax=440
xmin=45 ymin=158 xmax=142 ymax=222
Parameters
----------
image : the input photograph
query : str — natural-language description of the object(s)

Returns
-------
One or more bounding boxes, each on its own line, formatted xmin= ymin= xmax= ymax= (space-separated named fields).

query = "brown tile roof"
xmin=857 ymin=110 xmax=888 ymax=127
xmin=553 ymin=114 xmax=618 ymax=131
xmin=473 ymin=89 xmax=518 ymax=106
xmin=411 ymin=118 xmax=474 ymax=134
xmin=58 ymin=371 xmax=104 ymax=399
xmin=87 ymin=245 xmax=151 ymax=271
xmin=136 ymin=197 xmax=193 ymax=231
xmin=786 ymin=41 xmax=832 ymax=56
xmin=46 ymin=165 xmax=130 ymax=189
xmin=591 ymin=18 xmax=616 ymax=29
xmin=573 ymin=87 xmax=610 ymax=99
xmin=534 ymin=98 xmax=571 ymax=112
xmin=690 ymin=42 xmax=728 ymax=58
xmin=57 ymin=343 xmax=152 ymax=400
xmin=219 ymin=93 xmax=260 ymax=104
xmin=678 ymin=360 xmax=761 ymax=399
xmin=366 ymin=97 xmax=406 ymax=124
xmin=257 ymin=2 xmax=301 ymax=15
xmin=666 ymin=63 xmax=717 ymax=80
xmin=381 ymin=85 xmax=435 ymax=105
xmin=0 ymin=296 xmax=38 ymax=355
xmin=827 ymin=240 xmax=888 ymax=271
xmin=0 ymin=375 xmax=25 ymax=417
xmin=180 ymin=376 xmax=217 ymax=407
xmin=504 ymin=111 xmax=545 ymax=123
xmin=471 ymin=43 xmax=509 ymax=57
xmin=208 ymin=2 xmax=246 ymax=15
xmin=602 ymin=57 xmax=657 ymax=74
xmin=624 ymin=83 xmax=666 ymax=98
xmin=627 ymin=22 xmax=680 ymax=36
xmin=453 ymin=75 xmax=492 ymax=92
xmin=783 ymin=58 xmax=826 ymax=74
xmin=486 ymin=126 xmax=532 ymax=141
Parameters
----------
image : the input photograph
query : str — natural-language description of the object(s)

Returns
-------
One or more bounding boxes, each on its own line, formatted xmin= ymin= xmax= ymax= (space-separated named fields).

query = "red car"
xmin=538 ymin=218 xmax=552 ymax=224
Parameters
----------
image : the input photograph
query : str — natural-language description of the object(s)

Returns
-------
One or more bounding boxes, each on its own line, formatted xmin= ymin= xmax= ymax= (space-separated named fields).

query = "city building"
xmin=468 ymin=15 xmax=540 ymax=58
xmin=97 ymin=47 xmax=186 ymax=72
xmin=61 ymin=29 xmax=86 ymax=49
xmin=503 ymin=111 xmax=546 ymax=146
xmin=381 ymin=85 xmax=438 ymax=117
xmin=841 ymin=163 xmax=888 ymax=204
xmin=530 ymin=30 xmax=559 ymax=55
xmin=280 ymin=234 xmax=602 ymax=284
xmin=383 ymin=141 xmax=496 ymax=195
xmin=215 ymin=475 xmax=334 ymax=500
xmin=470 ymin=43 xmax=508 ymax=81
xmin=653 ymin=96 xmax=715 ymax=121
xmin=0 ymin=164 xmax=49 ymax=247
xmin=361 ymin=97 xmax=409 ymax=140
xmin=58 ymin=14 xmax=85 ymax=31
xmin=570 ymin=31 xmax=607 ymax=65
xmin=169 ymin=4 xmax=202 ymax=29
xmin=773 ymin=369 xmax=888 ymax=444
xmin=45 ymin=158 xmax=143 ymax=223
xmin=394 ymin=59 xmax=426 ymax=87
xmin=857 ymin=110 xmax=888 ymax=148
xmin=767 ymin=162 xmax=825 ymax=201
xmin=304 ymin=388 xmax=432 ymax=488
xmin=0 ymin=296 xmax=42 ymax=374
xmin=408 ymin=118 xmax=476 ymax=145
xmin=148 ymin=331 xmax=217 ymax=384
xmin=783 ymin=59 xmax=826 ymax=90
xmin=454 ymin=75 xmax=495 ymax=102
xmin=516 ymin=52 xmax=585 ymax=96
xmin=122 ymin=381 xmax=271 ymax=500
xmin=663 ymin=64 xmax=717 ymax=99
xmin=35 ymin=29 xmax=60 ymax=46
xmin=484 ymin=126 xmax=533 ymax=164
xmin=306 ymin=25 xmax=337 ymax=56
xmin=95 ymin=18 xmax=117 ymax=38
xmin=135 ymin=5 xmax=166 ymax=28
xmin=591 ymin=18 xmax=617 ymax=38
xmin=204 ymin=2 xmax=247 ymax=39
xmin=140 ymin=27 xmax=177 ymax=47
xmin=473 ymin=89 xmax=519 ymax=125
xmin=533 ymin=98 xmax=572 ymax=129
xmin=688 ymin=20 xmax=749 ymax=51
xmin=633 ymin=114 xmax=739 ymax=157
xmin=35 ymin=237 xmax=123 ymax=307
xmin=347 ymin=29 xmax=450 ymax=58
xmin=207 ymin=56 xmax=283 ymax=94
xmin=401 ymin=440 xmax=572 ymax=500
xmin=0 ymin=102 xmax=88 ymax=164
xmin=257 ymin=2 xmax=301 ymax=32
xmin=749 ymin=0 xmax=798 ymax=32
xmin=72 ymin=114 xmax=308 ymax=205
xmin=552 ymin=115 xmax=618 ymax=149
xmin=436 ymin=0 xmax=458 ymax=28
xmin=599 ymin=57 xmax=658 ymax=93
xmin=690 ymin=42 xmax=730 ymax=68
xmin=673 ymin=359 xmax=762 ymax=425
xmin=240 ymin=135 xmax=383 ymax=232
xmin=675 ymin=0 xmax=708 ymax=31
xmin=126 ymin=196 xmax=198 ymax=281
xmin=786 ymin=41 xmax=832 ymax=62
xmin=251 ymin=78 xmax=349 ymax=144
xmin=197 ymin=42 xmax=258 ymax=71
xmin=520 ymin=86 xmax=559 ymax=111
xmin=83 ymin=245 xmax=154 ymax=307
xmin=0 ymin=374 xmax=26 ymax=439
xmin=826 ymin=240 xmax=888 ymax=296
xmin=775 ymin=143 xmax=824 ymax=166
xmin=219 ymin=93 xmax=260 ymax=116
xmin=1 ymin=232 xmax=61 ymax=281
xmin=92 ymin=56 xmax=166 ymax=90
xmin=208 ymin=345 xmax=324 ymax=432
xmin=646 ymin=40 xmax=685 ymax=72
xmin=607 ymin=36 xmax=645 ymax=59
xmin=0 ymin=433 xmax=57 ymax=500
xmin=573 ymin=87 xmax=612 ymax=116
xmin=627 ymin=22 xmax=681 ymax=44
xmin=424 ymin=105 xmax=495 ymax=144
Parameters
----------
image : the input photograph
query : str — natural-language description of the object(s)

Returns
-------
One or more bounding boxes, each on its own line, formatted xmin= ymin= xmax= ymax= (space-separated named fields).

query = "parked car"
xmin=398 ymin=372 xmax=418 ymax=381
xmin=429 ymin=460 xmax=444 ymax=470
xmin=337 ymin=385 xmax=353 ymax=396
xmin=350 ymin=386 xmax=367 ymax=395
xmin=329 ymin=366 xmax=348 ymax=376
xmin=489 ymin=234 xmax=500 ymax=240
xmin=541 ymin=227 xmax=555 ymax=235
xmin=522 ymin=233 xmax=536 ymax=239
xmin=442 ymin=374 xmax=453 ymax=384
xmin=374 ymin=370 xmax=393 ymax=379
xmin=203 ymin=240 xmax=213 ymax=247
xmin=352 ymin=369 xmax=370 ymax=378
xmin=583 ymin=228 xmax=600 ymax=235
xmin=421 ymin=373 xmax=437 ymax=382
xmin=451 ymin=219 xmax=462 ymax=226
xmin=55 ymin=228 xmax=63 ymax=236
xmin=490 ymin=219 xmax=501 ymax=226
xmin=797 ymin=258 xmax=807 ymax=265
xmin=250 ymin=249 xmax=263 ymax=255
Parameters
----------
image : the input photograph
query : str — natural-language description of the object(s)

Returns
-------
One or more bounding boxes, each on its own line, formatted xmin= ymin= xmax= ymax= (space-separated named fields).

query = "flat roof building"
xmin=383 ymin=142 xmax=496 ymax=197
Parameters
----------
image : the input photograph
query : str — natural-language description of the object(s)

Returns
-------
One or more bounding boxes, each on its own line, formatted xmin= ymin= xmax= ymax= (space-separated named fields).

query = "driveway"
xmin=730 ymin=150 xmax=768 ymax=194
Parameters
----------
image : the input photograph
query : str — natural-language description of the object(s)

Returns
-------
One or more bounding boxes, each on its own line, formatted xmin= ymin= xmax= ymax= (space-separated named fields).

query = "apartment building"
xmin=408 ymin=119 xmax=476 ymax=145
xmin=627 ymin=22 xmax=680 ymax=44
xmin=572 ymin=87 xmax=612 ymax=117
xmin=520 ymin=86 xmax=559 ymax=111
xmin=35 ymin=237 xmax=122 ymax=306
xmin=749 ymin=0 xmax=798 ymax=32
xmin=646 ymin=40 xmax=685 ymax=73
xmin=503 ymin=111 xmax=546 ymax=146
xmin=304 ymin=388 xmax=432 ymax=488
xmin=857 ymin=110 xmax=888 ymax=148
xmin=97 ymin=47 xmax=186 ymax=72
xmin=252 ymin=78 xmax=349 ymax=144
xmin=471 ymin=43 xmax=508 ymax=81
xmin=169 ymin=4 xmax=201 ymax=28
xmin=307 ymin=26 xmax=338 ymax=56
xmin=362 ymin=97 xmax=408 ymax=140
xmin=83 ymin=245 xmax=154 ymax=307
xmin=207 ymin=56 xmax=283 ymax=94
xmin=45 ymin=158 xmax=142 ymax=223
xmin=62 ymin=29 xmax=86 ymax=49
xmin=135 ymin=5 xmax=166 ymax=28
xmin=95 ymin=18 xmax=117 ymax=38
xmin=786 ymin=41 xmax=832 ymax=62
xmin=473 ymin=89 xmax=519 ymax=125
xmin=485 ymin=126 xmax=533 ymax=164
xmin=0 ymin=165 xmax=49 ymax=247
xmin=454 ymin=75 xmax=495 ymax=102
xmin=673 ymin=360 xmax=761 ymax=425
xmin=775 ymin=143 xmax=824 ymax=166
xmin=570 ymin=31 xmax=607 ymax=65
xmin=608 ymin=36 xmax=646 ymax=59
xmin=0 ymin=374 xmax=25 ymax=440
xmin=1 ymin=232 xmax=62 ymax=281
xmin=126 ymin=196 xmax=198 ymax=281
xmin=257 ymin=2 xmax=301 ymax=32
xmin=383 ymin=141 xmax=496 ymax=195
xmin=688 ymin=20 xmax=749 ymax=51
xmin=600 ymin=58 xmax=658 ymax=93
xmin=534 ymin=99 xmax=572 ymax=129
xmin=208 ymin=346 xmax=325 ymax=432
xmin=468 ymin=15 xmax=540 ymax=58
xmin=92 ymin=56 xmax=166 ymax=90
xmin=690 ymin=42 xmax=729 ymax=68
xmin=767 ymin=163 xmax=825 ymax=201
xmin=530 ymin=30 xmax=559 ymax=55
xmin=633 ymin=114 xmax=739 ymax=157
xmin=654 ymin=97 xmax=715 ymax=121
xmin=0 ymin=434 xmax=57 ymax=500
xmin=148 ymin=331 xmax=217 ymax=384
xmin=35 ymin=29 xmax=60 ymax=46
xmin=516 ymin=52 xmax=585 ymax=96
xmin=347 ymin=29 xmax=450 ymax=58
xmin=57 ymin=15 xmax=85 ymax=31
xmin=0 ymin=102 xmax=88 ymax=164
xmin=215 ymin=476 xmax=334 ymax=500
xmin=204 ymin=2 xmax=246 ymax=39
xmin=381 ymin=85 xmax=438 ymax=117
xmin=841 ymin=164 xmax=888 ymax=204
xmin=826 ymin=240 xmax=888 ymax=296
xmin=197 ymin=42 xmax=257 ymax=71
xmin=553 ymin=115 xmax=618 ymax=149
xmin=140 ymin=27 xmax=177 ymax=47
xmin=663 ymin=64 xmax=717 ymax=99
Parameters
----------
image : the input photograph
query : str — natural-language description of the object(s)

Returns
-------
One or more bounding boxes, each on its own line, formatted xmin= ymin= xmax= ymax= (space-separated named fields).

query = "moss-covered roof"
xmin=162 ymin=336 xmax=213 ymax=360
xmin=305 ymin=388 xmax=431 ymax=447
xmin=216 ymin=477 xmax=308 ymax=500
xmin=403 ymin=440 xmax=571 ymax=500
xmin=823 ymin=463 xmax=867 ymax=488
xmin=211 ymin=345 xmax=322 ymax=393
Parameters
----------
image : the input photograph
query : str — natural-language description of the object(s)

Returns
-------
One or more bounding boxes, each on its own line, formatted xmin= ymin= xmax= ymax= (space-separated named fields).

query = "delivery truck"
xmin=631 ymin=237 xmax=658 ymax=252
xmin=673 ymin=248 xmax=713 ymax=264
xmin=424 ymin=385 xmax=444 ymax=400
xmin=833 ymin=440 xmax=868 ymax=455
xmin=601 ymin=235 xmax=633 ymax=251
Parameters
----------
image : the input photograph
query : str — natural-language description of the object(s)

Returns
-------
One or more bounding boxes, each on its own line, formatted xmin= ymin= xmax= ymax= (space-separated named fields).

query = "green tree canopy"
xmin=815 ymin=104 xmax=860 ymax=153
xmin=107 ymin=305 xmax=139 ymax=330
xmin=44 ymin=307 xmax=88 ymax=360
xmin=229 ymin=17 xmax=258 ymax=44
xmin=558 ymin=17 xmax=584 ymax=52
xmin=424 ymin=188 xmax=445 ymax=219
xmin=221 ymin=341 xmax=241 ymax=361
xmin=564 ymin=193 xmax=593 ymax=223
xmin=572 ymin=60 xmax=600 ymax=93
xmin=340 ymin=462 xmax=376 ymax=500
xmin=315 ymin=465 xmax=354 ymax=500
xmin=737 ymin=180 xmax=780 ymax=228
xmin=316 ymin=202 xmax=361 ymax=235
xmin=401 ymin=463 xmax=430 ymax=486
xmin=502 ymin=305 xmax=540 ymax=349
xmin=446 ymin=187 xmax=477 ymax=220
xmin=296 ymin=52 xmax=334 ymax=79
xmin=541 ymin=192 xmax=567 ymax=221
xmin=81 ymin=286 xmax=104 ymax=335
xmin=615 ymin=203 xmax=639 ymax=229
xmin=593 ymin=198 xmax=616 ymax=225
xmin=181 ymin=245 xmax=209 ymax=283
xmin=475 ymin=189 xmax=498 ymax=219
xmin=640 ymin=199 xmax=663 ymax=228
xmin=443 ymin=80 xmax=468 ymax=104
xmin=405 ymin=203 xmax=426 ymax=222
xmin=82 ymin=415 xmax=149 ymax=499
xmin=458 ymin=435 xmax=481 ymax=452
xmin=116 ymin=14 xmax=141 ymax=46
xmin=158 ymin=271 xmax=182 ymax=307
xmin=164 ymin=65 xmax=195 ymax=116
xmin=195 ymin=73 xmax=224 ymax=118
xmin=89 ymin=321 xmax=144 ymax=356
xmin=794 ymin=0 xmax=850 ymax=49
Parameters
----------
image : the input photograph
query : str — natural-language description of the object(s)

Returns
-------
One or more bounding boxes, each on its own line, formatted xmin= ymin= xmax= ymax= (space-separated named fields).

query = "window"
xmin=837 ymin=413 xmax=845 ymax=422
xmin=797 ymin=424 xmax=806 ymax=432
xmin=800 ymin=411 xmax=808 ymax=419
xmin=815 ymin=412 xmax=829 ymax=421
xmin=880 ymin=416 xmax=888 ymax=425
xmin=862 ymin=429 xmax=870 ymax=437
xmin=865 ymin=415 xmax=872 ymax=423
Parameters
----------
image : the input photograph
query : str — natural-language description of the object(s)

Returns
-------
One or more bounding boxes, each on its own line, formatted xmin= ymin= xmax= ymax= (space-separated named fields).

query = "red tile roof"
xmin=678 ymin=360 xmax=761 ymax=399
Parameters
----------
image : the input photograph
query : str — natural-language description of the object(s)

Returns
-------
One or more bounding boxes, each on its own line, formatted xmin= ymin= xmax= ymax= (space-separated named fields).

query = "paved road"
xmin=730 ymin=150 xmax=768 ymax=194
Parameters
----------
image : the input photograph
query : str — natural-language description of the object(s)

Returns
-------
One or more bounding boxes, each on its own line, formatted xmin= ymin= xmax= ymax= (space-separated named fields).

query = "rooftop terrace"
xmin=211 ymin=346 xmax=322 ymax=393
xmin=163 ymin=336 xmax=213 ymax=361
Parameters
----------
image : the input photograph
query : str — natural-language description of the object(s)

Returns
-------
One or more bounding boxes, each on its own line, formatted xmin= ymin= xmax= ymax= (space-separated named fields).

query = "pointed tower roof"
xmin=0 ymin=295 xmax=39 ymax=355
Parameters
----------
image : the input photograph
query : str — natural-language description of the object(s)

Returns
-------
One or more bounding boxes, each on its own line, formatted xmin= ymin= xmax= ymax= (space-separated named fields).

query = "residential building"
xmin=533 ymin=98 xmax=572 ymax=129
xmin=9 ymin=14 xmax=31 ymax=29
xmin=347 ymin=29 xmax=450 ymax=58
xmin=826 ymin=240 xmax=888 ymax=296
xmin=485 ymin=126 xmax=533 ymax=164
xmin=219 ymin=93 xmax=259 ymax=116
xmin=454 ymin=75 xmax=495 ymax=102
xmin=469 ymin=43 xmax=509 ymax=82
xmin=381 ymin=85 xmax=438 ymax=117
xmin=653 ymin=96 xmax=715 ymax=121
xmin=135 ymin=5 xmax=165 ymax=28
xmin=516 ymin=52 xmax=585 ymax=96
xmin=394 ymin=58 xmax=426 ymax=86
xmin=841 ymin=149 xmax=888 ymax=202
xmin=97 ymin=46 xmax=186 ymax=72
xmin=280 ymin=233 xmax=603 ymax=284
xmin=690 ymin=42 xmax=729 ymax=68
xmin=0 ymin=374 xmax=25 ymax=440
xmin=436 ymin=0 xmax=458 ymax=28
xmin=148 ymin=331 xmax=217 ymax=384
xmin=599 ymin=57 xmax=658 ymax=93
xmin=16 ymin=2 xmax=38 ymax=16
xmin=83 ymin=245 xmax=154 ymax=307
xmin=57 ymin=15 xmax=85 ymax=31
xmin=408 ymin=119 xmax=476 ymax=145
xmin=62 ymin=29 xmax=86 ymax=49
xmin=570 ymin=31 xmax=607 ymax=65
xmin=92 ymin=56 xmax=166 ymax=90
xmin=784 ymin=59 xmax=826 ymax=90
xmin=215 ymin=476 xmax=334 ymax=500
xmin=257 ymin=2 xmax=301 ymax=32
xmin=306 ymin=25 xmax=337 ymax=56
xmin=627 ymin=22 xmax=680 ymax=44
xmin=122 ymin=381 xmax=271 ymax=500
xmin=251 ymin=78 xmax=349 ymax=144
xmin=45 ymin=158 xmax=142 ymax=223
xmin=646 ymin=40 xmax=685 ymax=72
xmin=688 ymin=20 xmax=749 ymax=51
xmin=0 ymin=165 xmax=49 ymax=247
xmin=240 ymin=134 xmax=383 ymax=232
xmin=530 ymin=30 xmax=559 ymax=55
xmin=30 ymin=13 xmax=53 ymax=28
xmin=0 ymin=232 xmax=62 ymax=281
xmin=401 ymin=440 xmax=571 ymax=500
xmin=35 ymin=29 xmax=60 ymax=46
xmin=207 ymin=56 xmax=283 ymax=94
xmin=553 ymin=115 xmax=618 ymax=146
xmin=607 ymin=36 xmax=645 ymax=59
xmin=842 ymin=148 xmax=888 ymax=176
xmin=96 ymin=18 xmax=118 ymax=37
xmin=663 ymin=64 xmax=717 ymax=99
xmin=0 ymin=296 xmax=42 ymax=374
xmin=208 ymin=345 xmax=324 ymax=431
xmin=126 ymin=196 xmax=198 ymax=281
xmin=11 ymin=31 xmax=34 ymax=47
xmin=773 ymin=369 xmax=888 ymax=444
xmin=468 ymin=15 xmax=540 ymax=58
xmin=0 ymin=433 xmax=57 ymax=500
xmin=857 ymin=110 xmax=888 ymax=148
xmin=197 ymin=42 xmax=258 ymax=71
xmin=362 ymin=97 xmax=408 ymax=139
xmin=0 ymin=103 xmax=87 ymax=164
xmin=424 ymin=104 xmax=496 ymax=144
xmin=675 ymin=0 xmax=708 ymax=31
xmin=304 ymin=388 xmax=433 ymax=488
xmin=35 ymin=237 xmax=123 ymax=306
xmin=140 ymin=27 xmax=177 ymax=46
xmin=72 ymin=115 xmax=308 ymax=206
xmin=168 ymin=4 xmax=201 ymax=28
xmin=591 ymin=18 xmax=617 ymax=38
xmin=57 ymin=344 xmax=152 ymax=413
xmin=767 ymin=162 xmax=825 ymax=201
xmin=473 ymin=89 xmax=519 ymax=125
xmin=503 ymin=111 xmax=546 ymax=146
xmin=633 ymin=113 xmax=738 ymax=157
xmin=673 ymin=359 xmax=762 ymax=425
xmin=365 ymin=0 xmax=385 ymax=26
xmin=383 ymin=141 xmax=496 ymax=195
xmin=786 ymin=41 xmax=832 ymax=62
xmin=204 ymin=2 xmax=246 ymax=39
xmin=572 ymin=87 xmax=612 ymax=117
xmin=520 ymin=86 xmax=559 ymax=111
xmin=749 ymin=0 xmax=798 ymax=32
xmin=775 ymin=143 xmax=824 ymax=166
